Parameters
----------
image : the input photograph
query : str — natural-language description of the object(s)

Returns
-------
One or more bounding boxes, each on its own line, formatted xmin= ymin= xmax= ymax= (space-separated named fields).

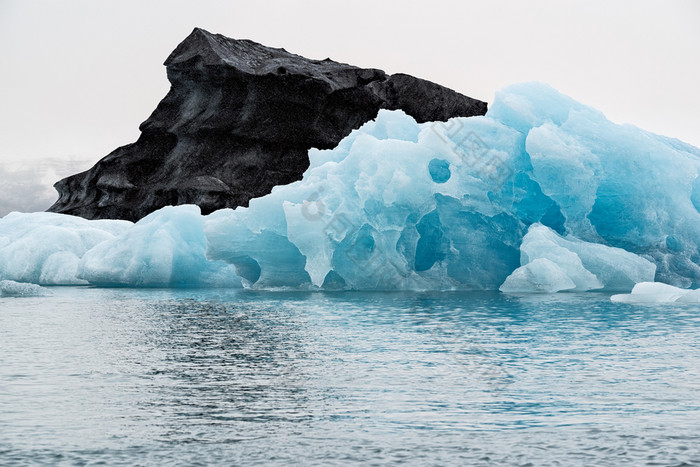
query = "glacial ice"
xmin=611 ymin=282 xmax=700 ymax=303
xmin=78 ymin=205 xmax=242 ymax=287
xmin=500 ymin=224 xmax=656 ymax=293
xmin=0 ymin=280 xmax=51 ymax=297
xmin=499 ymin=258 xmax=578 ymax=293
xmin=1 ymin=82 xmax=699 ymax=291
xmin=0 ymin=212 xmax=130 ymax=285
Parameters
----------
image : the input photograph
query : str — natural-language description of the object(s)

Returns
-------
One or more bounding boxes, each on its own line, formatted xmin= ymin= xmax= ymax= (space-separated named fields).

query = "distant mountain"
xmin=1 ymin=158 xmax=92 ymax=217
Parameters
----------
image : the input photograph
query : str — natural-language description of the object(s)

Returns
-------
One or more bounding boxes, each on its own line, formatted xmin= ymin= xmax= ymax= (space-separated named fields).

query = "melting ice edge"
xmin=2 ymin=82 xmax=700 ymax=299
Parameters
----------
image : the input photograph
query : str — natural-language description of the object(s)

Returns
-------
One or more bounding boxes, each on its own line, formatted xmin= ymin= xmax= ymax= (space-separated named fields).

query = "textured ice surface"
xmin=205 ymin=109 xmax=526 ymax=290
xmin=500 ymin=224 xmax=656 ymax=293
xmin=206 ymin=84 xmax=699 ymax=290
xmin=0 ymin=280 xmax=51 ymax=297
xmin=78 ymin=206 xmax=241 ymax=287
xmin=0 ymin=212 xmax=130 ymax=285
xmin=0 ymin=208 xmax=240 ymax=287
xmin=1 ymin=82 xmax=699 ymax=290
xmin=499 ymin=258 xmax=577 ymax=293
xmin=611 ymin=282 xmax=700 ymax=303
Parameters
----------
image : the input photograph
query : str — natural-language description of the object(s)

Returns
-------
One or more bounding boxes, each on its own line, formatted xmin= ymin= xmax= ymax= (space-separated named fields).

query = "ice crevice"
xmin=1 ymin=82 xmax=699 ymax=294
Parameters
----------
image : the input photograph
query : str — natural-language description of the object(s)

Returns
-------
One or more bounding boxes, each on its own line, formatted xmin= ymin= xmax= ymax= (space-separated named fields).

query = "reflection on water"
xmin=1 ymin=289 xmax=699 ymax=465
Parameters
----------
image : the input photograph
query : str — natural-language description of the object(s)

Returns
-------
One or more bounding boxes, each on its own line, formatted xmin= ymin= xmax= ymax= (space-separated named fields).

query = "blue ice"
xmin=1 ymin=82 xmax=699 ymax=292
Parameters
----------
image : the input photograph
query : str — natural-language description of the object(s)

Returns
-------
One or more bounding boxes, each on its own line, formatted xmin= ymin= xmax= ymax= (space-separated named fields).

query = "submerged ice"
xmin=1 ymin=82 xmax=699 ymax=291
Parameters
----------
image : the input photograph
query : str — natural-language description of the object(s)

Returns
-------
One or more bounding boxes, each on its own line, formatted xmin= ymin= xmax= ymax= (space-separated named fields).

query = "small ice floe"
xmin=0 ymin=280 xmax=52 ymax=297
xmin=499 ymin=224 xmax=656 ymax=294
xmin=610 ymin=282 xmax=700 ymax=303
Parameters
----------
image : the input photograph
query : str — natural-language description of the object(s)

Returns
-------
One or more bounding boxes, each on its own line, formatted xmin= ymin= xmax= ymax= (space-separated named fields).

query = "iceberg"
xmin=205 ymin=83 xmax=699 ymax=290
xmin=1 ymin=82 xmax=699 ymax=291
xmin=611 ymin=282 xmax=700 ymax=303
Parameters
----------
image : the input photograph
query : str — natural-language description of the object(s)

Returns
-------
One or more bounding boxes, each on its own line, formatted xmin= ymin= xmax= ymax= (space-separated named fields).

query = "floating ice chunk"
xmin=0 ymin=212 xmax=131 ymax=285
xmin=0 ymin=280 xmax=51 ymax=297
xmin=611 ymin=282 xmax=700 ymax=303
xmin=499 ymin=258 xmax=577 ymax=293
xmin=678 ymin=289 xmax=700 ymax=303
xmin=501 ymin=224 xmax=656 ymax=293
xmin=562 ymin=239 xmax=657 ymax=292
xmin=78 ymin=205 xmax=241 ymax=287
xmin=517 ymin=224 xmax=603 ymax=291
xmin=527 ymin=224 xmax=656 ymax=291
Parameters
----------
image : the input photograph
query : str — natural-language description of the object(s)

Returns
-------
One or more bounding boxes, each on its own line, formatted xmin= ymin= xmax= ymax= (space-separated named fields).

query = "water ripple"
xmin=0 ymin=289 xmax=698 ymax=465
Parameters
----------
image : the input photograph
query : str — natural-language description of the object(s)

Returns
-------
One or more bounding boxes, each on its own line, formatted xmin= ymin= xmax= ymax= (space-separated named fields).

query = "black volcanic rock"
xmin=49 ymin=28 xmax=488 ymax=221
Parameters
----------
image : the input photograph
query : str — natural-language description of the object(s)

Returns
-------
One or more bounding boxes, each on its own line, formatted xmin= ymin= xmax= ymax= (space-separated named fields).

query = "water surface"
xmin=1 ymin=288 xmax=698 ymax=465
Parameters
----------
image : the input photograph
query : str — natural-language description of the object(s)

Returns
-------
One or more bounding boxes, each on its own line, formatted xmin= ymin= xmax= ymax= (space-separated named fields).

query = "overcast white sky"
xmin=0 ymin=0 xmax=699 ymax=213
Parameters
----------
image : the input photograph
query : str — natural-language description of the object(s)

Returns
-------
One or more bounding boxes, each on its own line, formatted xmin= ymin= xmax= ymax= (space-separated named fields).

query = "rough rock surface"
xmin=49 ymin=28 xmax=487 ymax=221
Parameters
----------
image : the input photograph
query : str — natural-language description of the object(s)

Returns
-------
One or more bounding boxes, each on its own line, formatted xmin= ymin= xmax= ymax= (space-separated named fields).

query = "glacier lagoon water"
xmin=1 ymin=288 xmax=699 ymax=466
